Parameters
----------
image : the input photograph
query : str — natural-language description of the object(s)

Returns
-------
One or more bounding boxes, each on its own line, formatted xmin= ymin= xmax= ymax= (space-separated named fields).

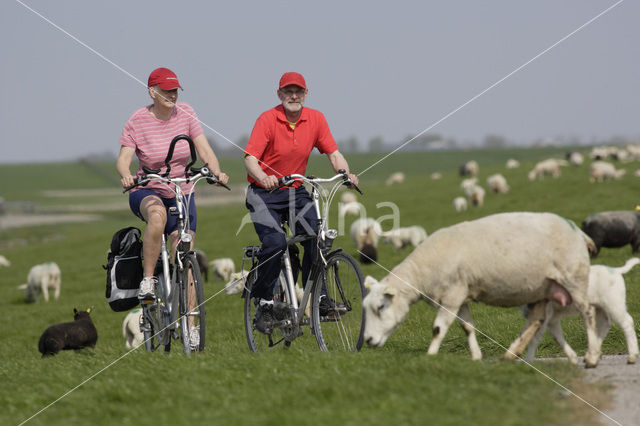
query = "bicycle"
xmin=125 ymin=134 xmax=230 ymax=354
xmin=241 ymin=170 xmax=366 ymax=352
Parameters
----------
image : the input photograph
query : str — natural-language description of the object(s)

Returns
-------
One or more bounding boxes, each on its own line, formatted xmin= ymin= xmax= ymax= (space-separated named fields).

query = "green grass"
xmin=1 ymin=147 xmax=635 ymax=425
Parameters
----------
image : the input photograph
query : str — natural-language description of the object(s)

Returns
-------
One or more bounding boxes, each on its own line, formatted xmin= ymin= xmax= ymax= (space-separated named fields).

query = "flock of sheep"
xmin=7 ymin=143 xmax=640 ymax=364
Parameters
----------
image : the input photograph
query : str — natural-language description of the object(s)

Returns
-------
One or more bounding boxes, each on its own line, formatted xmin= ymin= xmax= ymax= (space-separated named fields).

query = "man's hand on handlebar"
xmin=346 ymin=173 xmax=359 ymax=188
xmin=260 ymin=175 xmax=280 ymax=191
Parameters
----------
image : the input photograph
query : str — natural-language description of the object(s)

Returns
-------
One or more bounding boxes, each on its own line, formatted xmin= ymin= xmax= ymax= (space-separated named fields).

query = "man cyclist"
xmin=243 ymin=72 xmax=358 ymax=333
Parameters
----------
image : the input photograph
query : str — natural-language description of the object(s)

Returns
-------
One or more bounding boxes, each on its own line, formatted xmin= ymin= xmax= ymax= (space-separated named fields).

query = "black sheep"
xmin=38 ymin=308 xmax=98 ymax=357
xmin=581 ymin=210 xmax=640 ymax=257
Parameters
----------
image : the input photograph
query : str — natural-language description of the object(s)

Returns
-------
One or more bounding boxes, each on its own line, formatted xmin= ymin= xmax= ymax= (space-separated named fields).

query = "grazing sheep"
xmin=486 ymin=174 xmax=509 ymax=194
xmin=0 ymin=255 xmax=10 ymax=267
xmin=362 ymin=212 xmax=602 ymax=368
xmin=338 ymin=201 xmax=363 ymax=217
xmin=524 ymin=258 xmax=640 ymax=365
xmin=194 ymin=249 xmax=209 ymax=282
xmin=350 ymin=218 xmax=382 ymax=264
xmin=430 ymin=172 xmax=442 ymax=180
xmin=38 ymin=308 xmax=98 ymax=357
xmin=459 ymin=177 xmax=478 ymax=191
xmin=459 ymin=160 xmax=479 ymax=177
xmin=506 ymin=159 xmax=520 ymax=169
xmin=225 ymin=270 xmax=250 ymax=295
xmin=19 ymin=262 xmax=61 ymax=303
xmin=381 ymin=226 xmax=428 ymax=251
xmin=122 ymin=308 xmax=143 ymax=349
xmin=528 ymin=159 xmax=566 ymax=181
xmin=453 ymin=196 xmax=468 ymax=212
xmin=464 ymin=184 xmax=485 ymax=207
xmin=340 ymin=191 xmax=357 ymax=204
xmin=589 ymin=160 xmax=626 ymax=183
xmin=566 ymin=151 xmax=584 ymax=166
xmin=209 ymin=258 xmax=235 ymax=282
xmin=385 ymin=172 xmax=406 ymax=186
xmin=581 ymin=211 xmax=640 ymax=256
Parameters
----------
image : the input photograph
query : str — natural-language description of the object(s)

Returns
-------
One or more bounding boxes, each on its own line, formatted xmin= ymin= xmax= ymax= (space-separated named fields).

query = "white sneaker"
xmin=138 ymin=277 xmax=157 ymax=300
xmin=189 ymin=326 xmax=200 ymax=351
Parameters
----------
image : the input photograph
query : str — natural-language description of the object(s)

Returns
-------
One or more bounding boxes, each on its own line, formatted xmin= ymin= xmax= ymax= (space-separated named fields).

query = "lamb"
xmin=453 ymin=196 xmax=468 ymax=212
xmin=362 ymin=212 xmax=603 ymax=368
xmin=506 ymin=159 xmax=520 ymax=169
xmin=209 ymin=258 xmax=235 ymax=282
xmin=224 ymin=270 xmax=250 ymax=295
xmin=340 ymin=191 xmax=358 ymax=204
xmin=122 ymin=308 xmax=144 ymax=349
xmin=338 ymin=201 xmax=363 ymax=217
xmin=194 ymin=249 xmax=209 ymax=282
xmin=523 ymin=258 xmax=640 ymax=365
xmin=381 ymin=226 xmax=428 ymax=251
xmin=38 ymin=308 xmax=98 ymax=357
xmin=459 ymin=177 xmax=478 ymax=191
xmin=459 ymin=160 xmax=479 ymax=177
xmin=464 ymin=184 xmax=485 ymax=207
xmin=0 ymin=255 xmax=10 ymax=267
xmin=486 ymin=173 xmax=509 ymax=194
xmin=19 ymin=262 xmax=61 ymax=303
xmin=581 ymin=210 xmax=640 ymax=256
xmin=589 ymin=160 xmax=626 ymax=183
xmin=430 ymin=172 xmax=442 ymax=180
xmin=385 ymin=172 xmax=405 ymax=186
xmin=566 ymin=151 xmax=584 ymax=166
xmin=528 ymin=159 xmax=565 ymax=181
xmin=350 ymin=217 xmax=382 ymax=264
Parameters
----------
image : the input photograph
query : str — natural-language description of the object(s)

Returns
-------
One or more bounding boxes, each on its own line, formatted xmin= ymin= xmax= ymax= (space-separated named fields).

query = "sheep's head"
xmin=362 ymin=276 xmax=411 ymax=347
xmin=73 ymin=307 xmax=92 ymax=320
xmin=359 ymin=244 xmax=377 ymax=264
xmin=224 ymin=272 xmax=246 ymax=295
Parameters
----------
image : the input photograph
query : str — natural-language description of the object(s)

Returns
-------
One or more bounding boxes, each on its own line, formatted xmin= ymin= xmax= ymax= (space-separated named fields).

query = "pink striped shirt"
xmin=119 ymin=102 xmax=204 ymax=198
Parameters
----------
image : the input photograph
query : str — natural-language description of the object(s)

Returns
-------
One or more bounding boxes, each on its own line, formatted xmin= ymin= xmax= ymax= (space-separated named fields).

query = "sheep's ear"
xmin=364 ymin=276 xmax=378 ymax=289
xmin=86 ymin=307 xmax=92 ymax=314
xmin=383 ymin=286 xmax=397 ymax=299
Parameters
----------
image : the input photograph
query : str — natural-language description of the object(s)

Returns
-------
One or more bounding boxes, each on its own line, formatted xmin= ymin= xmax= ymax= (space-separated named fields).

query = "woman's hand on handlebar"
xmin=121 ymin=174 xmax=135 ymax=190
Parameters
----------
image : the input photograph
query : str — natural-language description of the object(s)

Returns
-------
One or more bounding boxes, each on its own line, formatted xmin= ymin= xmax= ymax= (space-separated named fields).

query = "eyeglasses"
xmin=280 ymin=88 xmax=306 ymax=98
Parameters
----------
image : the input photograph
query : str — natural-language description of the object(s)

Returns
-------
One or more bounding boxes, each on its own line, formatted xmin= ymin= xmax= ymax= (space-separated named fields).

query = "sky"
xmin=2 ymin=0 xmax=639 ymax=163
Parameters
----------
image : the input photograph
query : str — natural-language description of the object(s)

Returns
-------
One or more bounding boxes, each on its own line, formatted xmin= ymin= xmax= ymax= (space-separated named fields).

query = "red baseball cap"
xmin=147 ymin=67 xmax=183 ymax=90
xmin=279 ymin=72 xmax=306 ymax=89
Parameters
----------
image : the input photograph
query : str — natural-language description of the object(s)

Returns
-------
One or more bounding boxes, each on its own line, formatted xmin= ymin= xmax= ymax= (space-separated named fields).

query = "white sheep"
xmin=18 ymin=262 xmax=61 ymax=303
xmin=350 ymin=218 xmax=382 ymax=263
xmin=486 ymin=174 xmax=509 ymax=194
xmin=528 ymin=159 xmax=566 ymax=181
xmin=430 ymin=172 xmax=442 ymax=180
xmin=338 ymin=201 xmax=363 ymax=217
xmin=0 ymin=255 xmax=10 ymax=267
xmin=506 ymin=159 xmax=520 ymax=169
xmin=362 ymin=212 xmax=603 ymax=368
xmin=567 ymin=151 xmax=584 ymax=166
xmin=523 ymin=257 xmax=640 ymax=365
xmin=464 ymin=184 xmax=485 ymax=207
xmin=589 ymin=160 xmax=626 ymax=183
xmin=224 ymin=270 xmax=250 ymax=295
xmin=459 ymin=160 xmax=479 ymax=177
xmin=381 ymin=226 xmax=428 ymax=251
xmin=209 ymin=258 xmax=235 ymax=282
xmin=385 ymin=172 xmax=405 ymax=186
xmin=459 ymin=177 xmax=478 ymax=191
xmin=122 ymin=308 xmax=144 ymax=349
xmin=453 ymin=196 xmax=468 ymax=212
xmin=340 ymin=191 xmax=358 ymax=204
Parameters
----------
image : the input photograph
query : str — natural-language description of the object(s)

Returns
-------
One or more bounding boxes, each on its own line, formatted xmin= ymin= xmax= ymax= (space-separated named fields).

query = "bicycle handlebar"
xmin=165 ymin=134 xmax=197 ymax=178
xmin=276 ymin=169 xmax=362 ymax=194
xmin=123 ymin=165 xmax=230 ymax=193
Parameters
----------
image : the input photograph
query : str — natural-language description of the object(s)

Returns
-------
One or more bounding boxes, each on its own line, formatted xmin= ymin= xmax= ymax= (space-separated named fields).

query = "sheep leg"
xmin=547 ymin=315 xmax=579 ymax=364
xmin=504 ymin=301 xmax=546 ymax=360
xmin=580 ymin=304 xmax=601 ymax=368
xmin=606 ymin=308 xmax=639 ymax=364
xmin=524 ymin=303 xmax=554 ymax=362
xmin=456 ymin=303 xmax=482 ymax=360
xmin=427 ymin=305 xmax=459 ymax=356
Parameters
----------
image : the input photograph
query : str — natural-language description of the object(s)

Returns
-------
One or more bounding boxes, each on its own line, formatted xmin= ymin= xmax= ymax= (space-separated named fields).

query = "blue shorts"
xmin=129 ymin=189 xmax=197 ymax=234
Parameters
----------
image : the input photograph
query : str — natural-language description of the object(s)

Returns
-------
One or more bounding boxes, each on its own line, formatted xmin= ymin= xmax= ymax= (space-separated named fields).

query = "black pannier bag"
xmin=103 ymin=227 xmax=143 ymax=311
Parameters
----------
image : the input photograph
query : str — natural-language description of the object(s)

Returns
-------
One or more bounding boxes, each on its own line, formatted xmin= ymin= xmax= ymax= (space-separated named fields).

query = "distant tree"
xmin=342 ymin=136 xmax=359 ymax=153
xmin=368 ymin=136 xmax=385 ymax=152
xmin=483 ymin=134 xmax=507 ymax=148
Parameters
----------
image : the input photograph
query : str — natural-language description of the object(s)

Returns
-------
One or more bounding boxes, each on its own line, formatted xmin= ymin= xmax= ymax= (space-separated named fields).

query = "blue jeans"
xmin=245 ymin=185 xmax=318 ymax=301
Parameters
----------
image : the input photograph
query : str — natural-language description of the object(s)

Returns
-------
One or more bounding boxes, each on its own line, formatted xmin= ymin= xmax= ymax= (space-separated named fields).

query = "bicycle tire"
xmin=243 ymin=270 xmax=288 ymax=352
xmin=142 ymin=273 xmax=172 ymax=352
xmin=311 ymin=251 xmax=366 ymax=352
xmin=179 ymin=253 xmax=206 ymax=354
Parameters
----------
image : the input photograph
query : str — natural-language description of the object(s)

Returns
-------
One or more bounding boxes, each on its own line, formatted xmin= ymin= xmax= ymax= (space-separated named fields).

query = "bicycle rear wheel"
xmin=179 ymin=253 xmax=206 ymax=354
xmin=312 ymin=251 xmax=366 ymax=352
xmin=141 ymin=273 xmax=172 ymax=352
xmin=243 ymin=270 xmax=288 ymax=352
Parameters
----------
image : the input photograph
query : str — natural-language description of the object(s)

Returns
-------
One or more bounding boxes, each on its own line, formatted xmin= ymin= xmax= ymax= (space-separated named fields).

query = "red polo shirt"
xmin=244 ymin=105 xmax=338 ymax=187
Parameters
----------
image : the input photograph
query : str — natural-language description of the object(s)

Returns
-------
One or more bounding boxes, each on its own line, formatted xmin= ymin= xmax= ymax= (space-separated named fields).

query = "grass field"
xmin=1 ymin=147 xmax=638 ymax=425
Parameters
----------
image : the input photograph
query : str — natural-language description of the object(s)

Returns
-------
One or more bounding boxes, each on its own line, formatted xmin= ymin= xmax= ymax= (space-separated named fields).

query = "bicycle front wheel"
xmin=243 ymin=270 xmax=288 ymax=352
xmin=179 ymin=253 xmax=206 ymax=353
xmin=311 ymin=251 xmax=366 ymax=352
